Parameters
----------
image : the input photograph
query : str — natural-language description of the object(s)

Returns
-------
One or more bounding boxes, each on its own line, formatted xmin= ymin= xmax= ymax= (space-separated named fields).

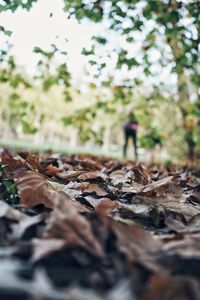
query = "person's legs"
xmin=123 ymin=129 xmax=129 ymax=158
xmin=132 ymin=132 xmax=138 ymax=160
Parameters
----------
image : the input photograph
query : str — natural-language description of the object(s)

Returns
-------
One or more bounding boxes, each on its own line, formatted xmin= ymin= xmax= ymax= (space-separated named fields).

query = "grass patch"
xmin=0 ymin=138 xmax=122 ymax=158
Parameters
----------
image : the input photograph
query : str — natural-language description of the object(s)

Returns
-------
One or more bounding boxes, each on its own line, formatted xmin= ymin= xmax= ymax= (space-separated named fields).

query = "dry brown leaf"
xmin=47 ymin=180 xmax=66 ymax=192
xmin=120 ymin=182 xmax=142 ymax=194
xmin=0 ymin=201 xmax=42 ymax=240
xmin=139 ymin=176 xmax=174 ymax=196
xmin=187 ymin=192 xmax=200 ymax=205
xmin=95 ymin=198 xmax=118 ymax=215
xmin=66 ymin=182 xmax=107 ymax=196
xmin=14 ymin=169 xmax=86 ymax=212
xmin=0 ymin=201 xmax=28 ymax=221
xmin=142 ymin=274 xmax=198 ymax=300
xmin=65 ymin=181 xmax=89 ymax=190
xmin=83 ymin=196 xmax=118 ymax=215
xmin=56 ymin=170 xmax=84 ymax=180
xmin=26 ymin=154 xmax=41 ymax=172
xmin=109 ymin=169 xmax=133 ymax=186
xmin=78 ymin=171 xmax=108 ymax=182
xmin=63 ymin=187 xmax=82 ymax=200
xmin=161 ymin=235 xmax=200 ymax=257
xmin=84 ymin=183 xmax=108 ymax=196
xmin=132 ymin=163 xmax=150 ymax=184
xmin=81 ymin=158 xmax=103 ymax=171
xmin=46 ymin=164 xmax=62 ymax=176
xmin=1 ymin=151 xmax=25 ymax=171
xmin=11 ymin=215 xmax=42 ymax=239
xmin=166 ymin=202 xmax=200 ymax=222
xmin=60 ymin=191 xmax=91 ymax=212
xmin=14 ymin=170 xmax=54 ymax=208
xmin=62 ymin=162 xmax=74 ymax=171
xmin=44 ymin=195 xmax=103 ymax=256
xmin=32 ymin=239 xmax=67 ymax=262
xmin=111 ymin=220 xmax=162 ymax=271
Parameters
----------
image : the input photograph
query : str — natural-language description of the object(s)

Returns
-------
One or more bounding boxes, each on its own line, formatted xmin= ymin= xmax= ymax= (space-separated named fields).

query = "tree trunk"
xmin=177 ymin=70 xmax=196 ymax=159
xmin=168 ymin=38 xmax=196 ymax=160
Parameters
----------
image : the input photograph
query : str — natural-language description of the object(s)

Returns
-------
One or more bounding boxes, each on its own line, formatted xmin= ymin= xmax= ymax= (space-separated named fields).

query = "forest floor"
xmin=0 ymin=149 xmax=200 ymax=300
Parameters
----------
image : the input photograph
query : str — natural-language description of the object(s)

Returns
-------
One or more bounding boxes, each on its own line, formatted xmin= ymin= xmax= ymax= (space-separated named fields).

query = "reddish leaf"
xmin=26 ymin=154 xmax=41 ymax=172
xmin=142 ymin=274 xmax=198 ymax=300
xmin=96 ymin=198 xmax=118 ymax=215
xmin=46 ymin=164 xmax=62 ymax=176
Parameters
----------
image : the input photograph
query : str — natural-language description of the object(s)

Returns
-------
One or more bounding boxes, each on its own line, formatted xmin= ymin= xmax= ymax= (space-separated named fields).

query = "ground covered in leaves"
xmin=0 ymin=149 xmax=200 ymax=300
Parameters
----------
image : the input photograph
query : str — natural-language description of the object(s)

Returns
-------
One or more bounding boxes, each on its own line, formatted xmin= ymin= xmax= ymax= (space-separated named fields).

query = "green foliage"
xmin=0 ymin=46 xmax=32 ymax=89
xmin=0 ymin=0 xmax=38 ymax=12
xmin=0 ymin=25 xmax=12 ymax=36
xmin=33 ymin=45 xmax=58 ymax=60
xmin=2 ymin=179 xmax=17 ymax=197
xmin=117 ymin=50 xmax=139 ymax=70
xmin=81 ymin=46 xmax=95 ymax=56
xmin=34 ymin=44 xmax=72 ymax=102
xmin=63 ymin=0 xmax=103 ymax=22
xmin=21 ymin=120 xmax=37 ymax=134
xmin=92 ymin=36 xmax=107 ymax=45
xmin=140 ymin=127 xmax=163 ymax=149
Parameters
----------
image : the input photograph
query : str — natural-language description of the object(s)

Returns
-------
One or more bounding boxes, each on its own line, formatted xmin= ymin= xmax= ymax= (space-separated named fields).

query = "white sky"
xmin=0 ymin=0 xmax=100 ymax=82
xmin=0 ymin=0 xmax=177 ymax=89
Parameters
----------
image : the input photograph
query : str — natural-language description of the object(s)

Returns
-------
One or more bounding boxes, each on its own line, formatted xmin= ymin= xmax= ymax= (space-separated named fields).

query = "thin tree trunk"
xmin=168 ymin=39 xmax=196 ymax=159
xmin=177 ymin=70 xmax=195 ymax=159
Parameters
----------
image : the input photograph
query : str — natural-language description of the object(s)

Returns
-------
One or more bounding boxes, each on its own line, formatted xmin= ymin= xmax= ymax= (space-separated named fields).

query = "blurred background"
xmin=0 ymin=0 xmax=199 ymax=162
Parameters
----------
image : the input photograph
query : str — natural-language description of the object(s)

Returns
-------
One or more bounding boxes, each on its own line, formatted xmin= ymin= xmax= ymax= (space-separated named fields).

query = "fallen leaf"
xmin=26 ymin=154 xmax=41 ymax=172
xmin=32 ymin=239 xmax=66 ymax=262
xmin=0 ymin=201 xmax=27 ymax=221
xmin=66 ymin=181 xmax=108 ymax=196
xmin=44 ymin=195 xmax=103 ymax=256
xmin=46 ymin=164 xmax=62 ymax=176
xmin=78 ymin=171 xmax=108 ymax=182
xmin=57 ymin=170 xmax=84 ymax=180
xmin=14 ymin=170 xmax=54 ymax=208
xmin=139 ymin=176 xmax=174 ymax=196
xmin=81 ymin=158 xmax=103 ymax=171
xmin=110 ymin=220 xmax=162 ymax=271
xmin=109 ymin=169 xmax=133 ymax=186
xmin=132 ymin=163 xmax=150 ymax=184
xmin=142 ymin=274 xmax=200 ymax=300
xmin=11 ymin=214 xmax=42 ymax=239
xmin=96 ymin=199 xmax=118 ymax=215
xmin=1 ymin=151 xmax=25 ymax=171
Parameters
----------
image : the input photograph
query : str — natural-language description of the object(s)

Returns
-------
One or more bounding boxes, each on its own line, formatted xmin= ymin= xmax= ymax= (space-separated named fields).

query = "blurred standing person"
xmin=123 ymin=113 xmax=138 ymax=160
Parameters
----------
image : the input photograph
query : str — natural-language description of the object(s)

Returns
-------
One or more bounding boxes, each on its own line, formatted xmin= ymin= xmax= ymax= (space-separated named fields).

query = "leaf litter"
xmin=0 ymin=149 xmax=200 ymax=300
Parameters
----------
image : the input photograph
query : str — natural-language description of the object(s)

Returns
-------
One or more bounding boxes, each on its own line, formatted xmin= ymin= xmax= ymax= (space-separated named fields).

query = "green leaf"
xmin=0 ymin=25 xmax=12 ymax=36
xmin=62 ymin=117 xmax=73 ymax=126
xmin=89 ymin=60 xmax=97 ymax=66
xmin=126 ymin=57 xmax=140 ymax=69
xmin=3 ymin=180 xmax=17 ymax=196
xmin=81 ymin=47 xmax=95 ymax=56
xmin=93 ymin=36 xmax=107 ymax=45
xmin=10 ymin=93 xmax=20 ymax=101
xmin=21 ymin=120 xmax=37 ymax=134
xmin=126 ymin=36 xmax=134 ymax=43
